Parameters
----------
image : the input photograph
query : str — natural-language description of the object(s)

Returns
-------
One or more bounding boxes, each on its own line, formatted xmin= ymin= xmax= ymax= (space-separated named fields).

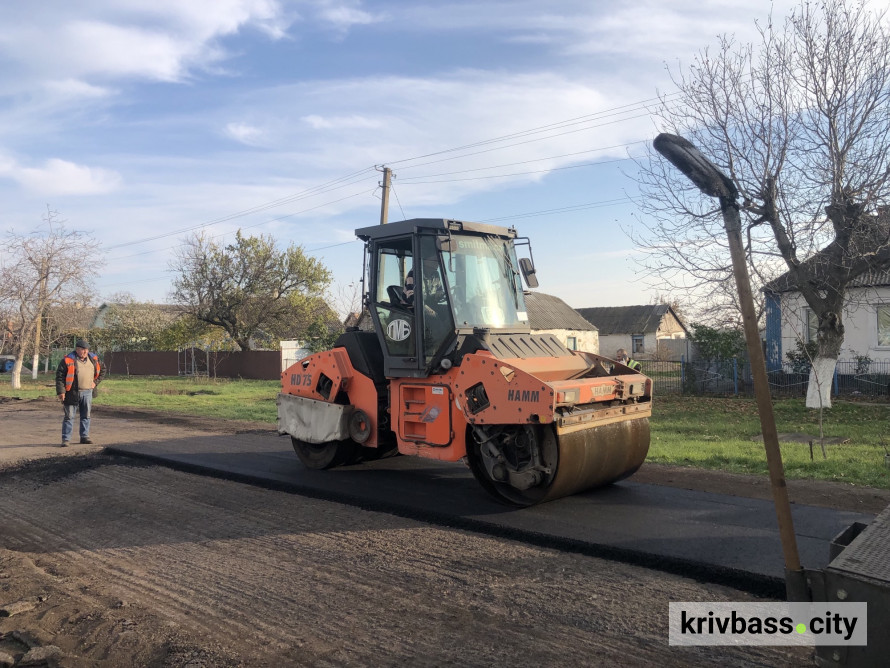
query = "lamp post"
xmin=653 ymin=133 xmax=806 ymax=599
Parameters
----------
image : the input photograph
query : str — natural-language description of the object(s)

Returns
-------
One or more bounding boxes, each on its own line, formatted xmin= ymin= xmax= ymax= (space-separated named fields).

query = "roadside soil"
xmin=0 ymin=398 xmax=885 ymax=666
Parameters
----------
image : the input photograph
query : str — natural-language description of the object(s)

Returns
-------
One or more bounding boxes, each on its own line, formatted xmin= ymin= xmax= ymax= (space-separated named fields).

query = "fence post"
xmin=680 ymin=355 xmax=685 ymax=394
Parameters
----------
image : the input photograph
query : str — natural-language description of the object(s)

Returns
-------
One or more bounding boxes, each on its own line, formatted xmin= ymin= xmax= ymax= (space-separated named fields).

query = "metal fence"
xmin=638 ymin=358 xmax=890 ymax=398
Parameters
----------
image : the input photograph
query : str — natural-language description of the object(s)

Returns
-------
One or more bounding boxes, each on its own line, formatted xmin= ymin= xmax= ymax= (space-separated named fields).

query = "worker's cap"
xmin=75 ymin=339 xmax=90 ymax=350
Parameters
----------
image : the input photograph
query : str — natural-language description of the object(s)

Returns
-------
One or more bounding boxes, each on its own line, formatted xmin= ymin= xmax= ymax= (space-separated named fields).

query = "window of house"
xmin=878 ymin=305 xmax=890 ymax=347
xmin=631 ymin=335 xmax=644 ymax=354
xmin=566 ymin=336 xmax=577 ymax=351
xmin=804 ymin=308 xmax=818 ymax=343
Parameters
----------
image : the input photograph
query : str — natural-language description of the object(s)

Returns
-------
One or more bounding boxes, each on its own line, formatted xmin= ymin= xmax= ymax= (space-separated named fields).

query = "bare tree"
xmin=636 ymin=0 xmax=890 ymax=407
xmin=170 ymin=230 xmax=332 ymax=351
xmin=331 ymin=278 xmax=363 ymax=322
xmin=0 ymin=209 xmax=101 ymax=388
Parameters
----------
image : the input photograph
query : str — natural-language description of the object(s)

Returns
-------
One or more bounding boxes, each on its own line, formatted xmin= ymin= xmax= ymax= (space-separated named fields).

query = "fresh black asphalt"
xmin=105 ymin=430 xmax=875 ymax=597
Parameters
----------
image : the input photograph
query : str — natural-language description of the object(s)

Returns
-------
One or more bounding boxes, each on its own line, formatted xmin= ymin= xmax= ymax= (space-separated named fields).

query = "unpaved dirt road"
xmin=2 ymin=398 xmax=880 ymax=666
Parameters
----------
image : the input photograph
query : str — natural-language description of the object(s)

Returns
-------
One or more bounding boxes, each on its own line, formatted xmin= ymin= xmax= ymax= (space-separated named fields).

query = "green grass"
xmin=4 ymin=374 xmax=889 ymax=488
xmin=650 ymin=395 xmax=890 ymax=489
xmin=0 ymin=374 xmax=279 ymax=423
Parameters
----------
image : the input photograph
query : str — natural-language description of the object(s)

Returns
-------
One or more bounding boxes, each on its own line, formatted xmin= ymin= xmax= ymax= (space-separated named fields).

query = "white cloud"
xmin=43 ymin=79 xmax=113 ymax=99
xmin=277 ymin=70 xmax=641 ymax=164
xmin=61 ymin=21 xmax=197 ymax=82
xmin=316 ymin=3 xmax=381 ymax=30
xmin=0 ymin=1 xmax=295 ymax=85
xmin=387 ymin=1 xmax=800 ymax=61
xmin=301 ymin=114 xmax=382 ymax=130
xmin=225 ymin=122 xmax=265 ymax=144
xmin=1 ymin=157 xmax=122 ymax=196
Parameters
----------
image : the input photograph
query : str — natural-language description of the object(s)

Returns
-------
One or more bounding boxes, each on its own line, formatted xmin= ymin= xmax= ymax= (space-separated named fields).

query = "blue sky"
xmin=0 ymin=0 xmax=796 ymax=313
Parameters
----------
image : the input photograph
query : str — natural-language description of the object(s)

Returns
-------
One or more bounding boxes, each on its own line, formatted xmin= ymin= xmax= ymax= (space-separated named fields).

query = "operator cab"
xmin=356 ymin=218 xmax=537 ymax=378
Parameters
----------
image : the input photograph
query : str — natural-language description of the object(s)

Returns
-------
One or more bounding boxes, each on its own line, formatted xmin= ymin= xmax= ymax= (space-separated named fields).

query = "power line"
xmin=398 ymin=158 xmax=629 ymax=185
xmin=105 ymin=189 xmax=373 ymax=263
xmin=479 ymin=198 xmax=634 ymax=223
xmin=98 ymin=241 xmax=361 ymax=290
xmin=100 ymin=92 xmax=673 ymax=257
xmin=391 ymin=113 xmax=652 ymax=172
xmin=103 ymin=168 xmax=378 ymax=251
xmin=98 ymin=190 xmax=641 ymax=291
xmin=395 ymin=141 xmax=645 ymax=180
xmin=391 ymin=182 xmax=407 ymax=219
xmin=386 ymin=93 xmax=675 ymax=167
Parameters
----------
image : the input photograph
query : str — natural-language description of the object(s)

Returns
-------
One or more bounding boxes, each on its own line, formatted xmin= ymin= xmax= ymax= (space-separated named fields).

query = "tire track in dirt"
xmin=3 ymin=466 xmax=368 ymax=661
xmin=1 ymin=459 xmax=811 ymax=666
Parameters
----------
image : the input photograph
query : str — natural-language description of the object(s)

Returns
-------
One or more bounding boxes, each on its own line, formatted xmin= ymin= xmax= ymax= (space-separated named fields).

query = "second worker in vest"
xmin=55 ymin=339 xmax=105 ymax=447
xmin=615 ymin=348 xmax=643 ymax=372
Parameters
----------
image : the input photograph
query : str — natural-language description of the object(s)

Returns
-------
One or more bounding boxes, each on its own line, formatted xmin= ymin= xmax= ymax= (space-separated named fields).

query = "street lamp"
xmin=653 ymin=133 xmax=806 ymax=600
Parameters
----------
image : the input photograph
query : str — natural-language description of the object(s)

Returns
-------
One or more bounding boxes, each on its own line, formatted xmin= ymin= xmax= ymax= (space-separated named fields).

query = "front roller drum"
xmin=467 ymin=418 xmax=650 ymax=506
xmin=544 ymin=418 xmax=650 ymax=502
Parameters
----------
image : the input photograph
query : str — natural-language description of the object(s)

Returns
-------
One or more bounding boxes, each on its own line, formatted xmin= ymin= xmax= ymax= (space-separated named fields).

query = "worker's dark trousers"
xmin=62 ymin=390 xmax=92 ymax=442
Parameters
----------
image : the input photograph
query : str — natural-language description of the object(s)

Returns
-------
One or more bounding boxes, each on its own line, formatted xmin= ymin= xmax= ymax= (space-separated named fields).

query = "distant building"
xmin=762 ymin=207 xmax=890 ymax=369
xmin=764 ymin=267 xmax=890 ymax=369
xmin=344 ymin=310 xmax=374 ymax=332
xmin=576 ymin=304 xmax=688 ymax=359
xmin=524 ymin=292 xmax=599 ymax=353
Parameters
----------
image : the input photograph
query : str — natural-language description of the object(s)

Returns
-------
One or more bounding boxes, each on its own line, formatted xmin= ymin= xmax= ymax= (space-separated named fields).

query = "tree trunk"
xmin=805 ymin=311 xmax=844 ymax=409
xmin=10 ymin=354 xmax=25 ymax=390
xmin=806 ymin=357 xmax=837 ymax=408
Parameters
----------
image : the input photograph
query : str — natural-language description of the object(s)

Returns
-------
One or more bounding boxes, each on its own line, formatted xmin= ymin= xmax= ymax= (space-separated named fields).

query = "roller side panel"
xmin=389 ymin=373 xmax=470 ymax=462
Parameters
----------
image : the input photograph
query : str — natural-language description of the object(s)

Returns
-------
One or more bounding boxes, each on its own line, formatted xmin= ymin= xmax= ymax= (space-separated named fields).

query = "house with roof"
xmin=524 ymin=292 xmax=599 ymax=353
xmin=576 ymin=304 xmax=688 ymax=360
xmin=764 ymin=268 xmax=890 ymax=370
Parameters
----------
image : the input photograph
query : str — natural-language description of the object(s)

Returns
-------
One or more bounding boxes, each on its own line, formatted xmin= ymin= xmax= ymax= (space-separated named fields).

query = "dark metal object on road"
xmin=653 ymin=133 xmax=804 ymax=595
xmin=811 ymin=506 xmax=890 ymax=667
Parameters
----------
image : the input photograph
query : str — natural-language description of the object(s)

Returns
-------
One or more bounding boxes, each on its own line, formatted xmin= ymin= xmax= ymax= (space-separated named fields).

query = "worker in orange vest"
xmin=55 ymin=339 xmax=105 ymax=447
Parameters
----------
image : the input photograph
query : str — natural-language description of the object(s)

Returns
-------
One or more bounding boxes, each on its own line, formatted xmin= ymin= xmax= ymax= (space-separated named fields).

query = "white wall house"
xmin=576 ymin=305 xmax=689 ymax=360
xmin=766 ymin=271 xmax=890 ymax=366
xmin=524 ymin=292 xmax=599 ymax=353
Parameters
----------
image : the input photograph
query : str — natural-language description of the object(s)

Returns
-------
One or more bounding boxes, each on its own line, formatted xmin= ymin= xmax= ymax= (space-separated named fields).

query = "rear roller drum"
xmin=291 ymin=437 xmax=357 ymax=469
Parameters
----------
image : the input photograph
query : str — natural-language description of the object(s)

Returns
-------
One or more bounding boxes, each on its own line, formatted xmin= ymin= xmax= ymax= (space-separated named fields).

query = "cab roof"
xmin=355 ymin=218 xmax=517 ymax=242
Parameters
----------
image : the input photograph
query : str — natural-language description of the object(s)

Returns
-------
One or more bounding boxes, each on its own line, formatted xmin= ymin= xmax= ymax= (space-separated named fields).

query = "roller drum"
xmin=541 ymin=417 xmax=650 ymax=502
xmin=467 ymin=417 xmax=650 ymax=506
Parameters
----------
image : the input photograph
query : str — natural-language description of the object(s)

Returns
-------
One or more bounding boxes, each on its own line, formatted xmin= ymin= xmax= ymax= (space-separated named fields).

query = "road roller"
xmin=278 ymin=218 xmax=651 ymax=506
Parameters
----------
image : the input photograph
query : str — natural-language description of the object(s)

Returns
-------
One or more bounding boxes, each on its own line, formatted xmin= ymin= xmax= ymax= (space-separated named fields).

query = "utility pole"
xmin=378 ymin=166 xmax=392 ymax=225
